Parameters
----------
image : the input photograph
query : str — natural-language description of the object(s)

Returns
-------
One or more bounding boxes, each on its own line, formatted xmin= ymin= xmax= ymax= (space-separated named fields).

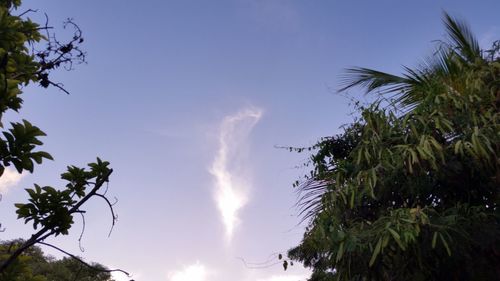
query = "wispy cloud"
xmin=0 ymin=168 xmax=25 ymax=194
xmin=209 ymin=107 xmax=263 ymax=240
xmin=168 ymin=262 xmax=209 ymax=281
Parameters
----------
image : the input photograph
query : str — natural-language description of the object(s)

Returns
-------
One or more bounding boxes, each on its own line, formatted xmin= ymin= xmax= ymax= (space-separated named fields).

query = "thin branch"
xmin=236 ymin=257 xmax=282 ymax=269
xmin=43 ymin=13 xmax=50 ymax=39
xmin=78 ymin=212 xmax=86 ymax=252
xmin=37 ymin=241 xmax=130 ymax=276
xmin=102 ymin=181 xmax=110 ymax=196
xmin=17 ymin=9 xmax=37 ymax=17
xmin=48 ymin=80 xmax=70 ymax=94
xmin=95 ymin=193 xmax=117 ymax=237
xmin=35 ymin=230 xmax=56 ymax=244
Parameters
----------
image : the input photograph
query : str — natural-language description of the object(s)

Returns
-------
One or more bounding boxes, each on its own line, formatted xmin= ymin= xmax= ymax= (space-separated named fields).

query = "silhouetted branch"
xmin=236 ymin=255 xmax=282 ymax=269
xmin=17 ymin=8 xmax=37 ymax=17
xmin=38 ymin=242 xmax=130 ymax=276
xmin=47 ymin=80 xmax=70 ymax=94
xmin=78 ymin=212 xmax=86 ymax=252
xmin=95 ymin=193 xmax=117 ymax=237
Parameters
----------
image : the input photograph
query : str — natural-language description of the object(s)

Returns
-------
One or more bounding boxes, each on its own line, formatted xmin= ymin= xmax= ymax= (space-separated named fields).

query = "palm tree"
xmin=287 ymin=12 xmax=499 ymax=281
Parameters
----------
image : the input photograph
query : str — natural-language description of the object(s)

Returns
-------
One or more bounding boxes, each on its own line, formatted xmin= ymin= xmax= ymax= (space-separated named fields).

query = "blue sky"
xmin=0 ymin=1 xmax=498 ymax=280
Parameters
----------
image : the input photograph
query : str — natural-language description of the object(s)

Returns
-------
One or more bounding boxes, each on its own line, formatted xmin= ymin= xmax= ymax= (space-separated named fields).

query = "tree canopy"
xmin=0 ymin=239 xmax=113 ymax=281
xmin=287 ymin=13 xmax=499 ymax=280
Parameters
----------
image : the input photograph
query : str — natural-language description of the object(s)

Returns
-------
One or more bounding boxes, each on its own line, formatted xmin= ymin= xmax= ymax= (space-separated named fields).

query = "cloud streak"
xmin=210 ymin=107 xmax=263 ymax=240
xmin=168 ymin=262 xmax=209 ymax=281
xmin=0 ymin=168 xmax=25 ymax=194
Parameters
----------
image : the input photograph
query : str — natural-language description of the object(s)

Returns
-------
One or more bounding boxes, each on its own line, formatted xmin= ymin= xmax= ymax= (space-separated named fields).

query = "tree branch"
xmin=17 ymin=8 xmax=37 ymax=17
xmin=38 ymin=241 xmax=130 ymax=276
xmin=95 ymin=193 xmax=117 ymax=237
xmin=78 ymin=212 xmax=86 ymax=252
xmin=0 ymin=169 xmax=113 ymax=272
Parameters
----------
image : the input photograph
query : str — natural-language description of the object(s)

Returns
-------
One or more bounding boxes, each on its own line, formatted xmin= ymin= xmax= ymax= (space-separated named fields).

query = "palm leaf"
xmin=339 ymin=12 xmax=482 ymax=112
xmin=442 ymin=12 xmax=481 ymax=62
xmin=339 ymin=68 xmax=408 ymax=94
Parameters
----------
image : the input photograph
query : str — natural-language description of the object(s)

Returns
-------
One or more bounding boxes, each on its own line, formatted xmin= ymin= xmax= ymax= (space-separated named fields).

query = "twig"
xmin=95 ymin=193 xmax=117 ymax=237
xmin=78 ymin=212 xmax=86 ymax=252
xmin=48 ymin=80 xmax=70 ymax=95
xmin=17 ymin=9 xmax=37 ymax=17
xmin=236 ymin=256 xmax=282 ymax=269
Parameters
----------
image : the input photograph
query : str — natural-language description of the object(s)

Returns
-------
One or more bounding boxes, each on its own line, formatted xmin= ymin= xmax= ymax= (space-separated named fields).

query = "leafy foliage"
xmin=0 ymin=239 xmax=113 ymax=281
xmin=288 ymin=13 xmax=499 ymax=281
xmin=0 ymin=0 xmax=124 ymax=277
xmin=15 ymin=159 xmax=112 ymax=236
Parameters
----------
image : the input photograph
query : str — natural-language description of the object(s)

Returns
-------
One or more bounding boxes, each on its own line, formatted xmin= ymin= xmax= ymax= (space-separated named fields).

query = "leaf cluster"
xmin=0 ymin=120 xmax=52 ymax=175
xmin=15 ymin=159 xmax=111 ymax=236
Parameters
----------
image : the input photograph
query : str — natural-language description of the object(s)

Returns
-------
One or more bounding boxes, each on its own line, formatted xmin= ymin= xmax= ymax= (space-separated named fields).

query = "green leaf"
xmin=369 ymin=237 xmax=382 ymax=267
xmin=388 ymin=228 xmax=405 ymax=250
xmin=336 ymin=241 xmax=345 ymax=262
xmin=349 ymin=189 xmax=355 ymax=208
xmin=439 ymin=233 xmax=451 ymax=256
xmin=37 ymin=151 xmax=54 ymax=161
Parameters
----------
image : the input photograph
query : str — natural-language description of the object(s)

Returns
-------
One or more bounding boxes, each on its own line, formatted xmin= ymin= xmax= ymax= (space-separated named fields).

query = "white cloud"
xmin=0 ymin=168 xmax=25 ymax=194
xmin=168 ymin=262 xmax=209 ymax=281
xmin=256 ymin=274 xmax=308 ymax=281
xmin=209 ymin=107 xmax=263 ymax=240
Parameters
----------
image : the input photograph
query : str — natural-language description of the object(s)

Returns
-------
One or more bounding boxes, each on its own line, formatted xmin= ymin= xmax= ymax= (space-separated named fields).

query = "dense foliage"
xmin=0 ymin=240 xmax=113 ymax=281
xmin=0 ymin=0 xmax=123 ymax=277
xmin=288 ymin=13 xmax=499 ymax=280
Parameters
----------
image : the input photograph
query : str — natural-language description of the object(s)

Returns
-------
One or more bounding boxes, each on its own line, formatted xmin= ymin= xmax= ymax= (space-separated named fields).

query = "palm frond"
xmin=295 ymin=179 xmax=330 ymax=224
xmin=339 ymin=67 xmax=408 ymax=94
xmin=442 ymin=12 xmax=481 ymax=62
xmin=339 ymin=13 xmax=482 ymax=112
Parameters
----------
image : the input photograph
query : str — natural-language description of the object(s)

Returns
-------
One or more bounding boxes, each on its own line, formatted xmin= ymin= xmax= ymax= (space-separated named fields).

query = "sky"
xmin=0 ymin=1 xmax=498 ymax=281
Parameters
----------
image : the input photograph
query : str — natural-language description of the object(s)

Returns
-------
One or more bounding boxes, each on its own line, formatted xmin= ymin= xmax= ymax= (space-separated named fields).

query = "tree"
xmin=0 ymin=239 xmax=113 ymax=281
xmin=287 ymin=13 xmax=499 ymax=280
xmin=0 ymin=0 xmax=127 ymax=278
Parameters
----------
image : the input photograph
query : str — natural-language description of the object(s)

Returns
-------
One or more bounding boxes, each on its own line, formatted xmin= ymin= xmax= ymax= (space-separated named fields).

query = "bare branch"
xmin=95 ymin=193 xmax=117 ymax=237
xmin=47 ymin=80 xmax=70 ymax=95
xmin=102 ymin=181 xmax=110 ymax=196
xmin=17 ymin=8 xmax=37 ymax=17
xmin=38 ymin=242 xmax=130 ymax=276
xmin=78 ymin=212 xmax=86 ymax=252
xmin=236 ymin=256 xmax=282 ymax=269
